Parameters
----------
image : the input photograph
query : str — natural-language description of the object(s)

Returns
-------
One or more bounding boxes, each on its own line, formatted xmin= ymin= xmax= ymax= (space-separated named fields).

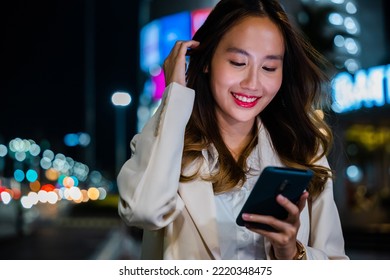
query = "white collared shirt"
xmin=213 ymin=149 xmax=266 ymax=260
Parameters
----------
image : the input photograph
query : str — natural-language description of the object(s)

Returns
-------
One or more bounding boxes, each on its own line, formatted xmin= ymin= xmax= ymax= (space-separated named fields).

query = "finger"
xmin=168 ymin=40 xmax=187 ymax=53
xmin=244 ymin=218 xmax=296 ymax=243
xmin=175 ymin=40 xmax=200 ymax=58
xmin=241 ymin=213 xmax=285 ymax=233
xmin=275 ymin=194 xmax=300 ymax=217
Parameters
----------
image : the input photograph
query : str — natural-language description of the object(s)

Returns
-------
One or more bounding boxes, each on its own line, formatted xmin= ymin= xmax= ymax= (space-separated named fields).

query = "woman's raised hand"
xmin=163 ymin=40 xmax=200 ymax=86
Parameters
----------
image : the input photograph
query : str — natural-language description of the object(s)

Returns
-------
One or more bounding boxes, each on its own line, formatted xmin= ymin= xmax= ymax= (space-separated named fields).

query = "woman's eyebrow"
xmin=266 ymin=54 xmax=284 ymax=60
xmin=226 ymin=47 xmax=283 ymax=60
xmin=226 ymin=46 xmax=250 ymax=56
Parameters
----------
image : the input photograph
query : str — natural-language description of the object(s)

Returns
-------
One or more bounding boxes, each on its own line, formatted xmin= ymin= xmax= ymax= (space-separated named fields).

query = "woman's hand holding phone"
xmin=242 ymin=191 xmax=309 ymax=259
xmin=236 ymin=166 xmax=313 ymax=259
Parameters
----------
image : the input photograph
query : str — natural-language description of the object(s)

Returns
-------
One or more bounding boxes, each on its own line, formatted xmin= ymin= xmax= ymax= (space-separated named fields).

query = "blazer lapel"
xmin=179 ymin=180 xmax=221 ymax=259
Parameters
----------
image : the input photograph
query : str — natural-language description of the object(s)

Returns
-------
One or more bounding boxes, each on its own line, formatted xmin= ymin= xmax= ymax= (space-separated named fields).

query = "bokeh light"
xmin=87 ymin=187 xmax=100 ymax=200
xmin=2 ymin=137 xmax=112 ymax=211
xmin=26 ymin=169 xmax=38 ymax=182
xmin=14 ymin=169 xmax=25 ymax=182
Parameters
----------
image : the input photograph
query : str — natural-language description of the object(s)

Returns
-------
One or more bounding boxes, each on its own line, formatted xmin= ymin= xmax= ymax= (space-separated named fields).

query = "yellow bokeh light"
xmin=87 ymin=187 xmax=100 ymax=200
xmin=45 ymin=168 xmax=60 ymax=181
xmin=346 ymin=125 xmax=390 ymax=151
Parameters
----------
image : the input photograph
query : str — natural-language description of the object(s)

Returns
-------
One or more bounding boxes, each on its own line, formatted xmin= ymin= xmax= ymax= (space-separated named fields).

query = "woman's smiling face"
xmin=209 ymin=16 xmax=285 ymax=127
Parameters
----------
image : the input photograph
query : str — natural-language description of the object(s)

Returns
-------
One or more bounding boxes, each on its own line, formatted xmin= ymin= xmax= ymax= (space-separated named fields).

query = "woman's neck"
xmin=218 ymin=119 xmax=256 ymax=161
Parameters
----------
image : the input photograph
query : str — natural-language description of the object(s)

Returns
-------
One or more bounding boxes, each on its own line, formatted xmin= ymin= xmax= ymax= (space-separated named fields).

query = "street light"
xmin=111 ymin=91 xmax=132 ymax=176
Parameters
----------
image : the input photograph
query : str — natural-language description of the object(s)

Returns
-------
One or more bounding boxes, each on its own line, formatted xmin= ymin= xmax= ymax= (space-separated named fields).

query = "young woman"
xmin=117 ymin=0 xmax=348 ymax=260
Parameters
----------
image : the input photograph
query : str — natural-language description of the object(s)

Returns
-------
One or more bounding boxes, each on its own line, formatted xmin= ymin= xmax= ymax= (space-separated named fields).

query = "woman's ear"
xmin=203 ymin=65 xmax=209 ymax=73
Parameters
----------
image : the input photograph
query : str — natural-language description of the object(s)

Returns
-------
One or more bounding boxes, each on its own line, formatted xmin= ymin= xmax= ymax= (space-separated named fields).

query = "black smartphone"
xmin=236 ymin=166 xmax=313 ymax=231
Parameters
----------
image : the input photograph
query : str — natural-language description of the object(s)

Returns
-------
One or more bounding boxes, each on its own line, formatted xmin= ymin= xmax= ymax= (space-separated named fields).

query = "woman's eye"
xmin=263 ymin=66 xmax=276 ymax=72
xmin=230 ymin=61 xmax=246 ymax=67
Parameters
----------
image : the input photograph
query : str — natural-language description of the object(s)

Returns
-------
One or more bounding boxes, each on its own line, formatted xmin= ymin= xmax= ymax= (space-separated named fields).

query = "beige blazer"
xmin=117 ymin=82 xmax=348 ymax=260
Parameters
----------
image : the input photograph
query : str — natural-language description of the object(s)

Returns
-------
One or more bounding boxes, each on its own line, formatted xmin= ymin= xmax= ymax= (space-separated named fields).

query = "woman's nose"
xmin=240 ymin=68 xmax=258 ymax=90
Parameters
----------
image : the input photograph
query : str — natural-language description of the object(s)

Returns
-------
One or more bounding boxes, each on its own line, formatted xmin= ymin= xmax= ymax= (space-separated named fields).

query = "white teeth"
xmin=233 ymin=93 xmax=257 ymax=103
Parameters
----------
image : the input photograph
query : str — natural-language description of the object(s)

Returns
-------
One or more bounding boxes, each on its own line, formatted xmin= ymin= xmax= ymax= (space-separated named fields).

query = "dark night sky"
xmin=0 ymin=0 xmax=140 ymax=180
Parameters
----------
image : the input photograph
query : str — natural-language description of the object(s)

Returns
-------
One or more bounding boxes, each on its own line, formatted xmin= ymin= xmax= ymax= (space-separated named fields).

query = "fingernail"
xmin=242 ymin=213 xmax=251 ymax=220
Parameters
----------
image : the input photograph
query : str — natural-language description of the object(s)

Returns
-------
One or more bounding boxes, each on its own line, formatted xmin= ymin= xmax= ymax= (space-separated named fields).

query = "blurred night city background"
xmin=0 ymin=0 xmax=390 ymax=260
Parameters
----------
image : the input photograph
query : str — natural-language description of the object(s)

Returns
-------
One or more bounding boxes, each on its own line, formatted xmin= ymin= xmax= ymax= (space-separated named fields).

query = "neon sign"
xmin=331 ymin=64 xmax=390 ymax=113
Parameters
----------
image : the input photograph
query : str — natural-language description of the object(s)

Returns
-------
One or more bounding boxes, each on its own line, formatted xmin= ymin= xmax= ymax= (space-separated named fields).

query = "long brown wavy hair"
xmin=180 ymin=0 xmax=333 ymax=198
